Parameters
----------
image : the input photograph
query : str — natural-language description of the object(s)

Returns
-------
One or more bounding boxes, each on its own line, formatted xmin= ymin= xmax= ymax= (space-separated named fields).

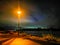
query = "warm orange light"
xmin=17 ymin=11 xmax=21 ymax=15
xmin=9 ymin=38 xmax=40 ymax=45
xmin=13 ymin=8 xmax=27 ymax=19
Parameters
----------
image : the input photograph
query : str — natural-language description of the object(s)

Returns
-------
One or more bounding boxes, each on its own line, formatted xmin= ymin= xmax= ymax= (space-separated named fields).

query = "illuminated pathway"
xmin=2 ymin=38 xmax=40 ymax=45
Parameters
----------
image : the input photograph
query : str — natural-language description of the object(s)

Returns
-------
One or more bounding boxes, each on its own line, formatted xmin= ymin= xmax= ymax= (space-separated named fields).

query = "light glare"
xmin=17 ymin=11 xmax=21 ymax=15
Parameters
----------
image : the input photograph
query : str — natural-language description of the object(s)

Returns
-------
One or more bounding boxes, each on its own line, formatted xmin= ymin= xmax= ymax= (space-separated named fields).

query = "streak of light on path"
xmin=2 ymin=38 xmax=16 ymax=45
xmin=2 ymin=38 xmax=41 ymax=45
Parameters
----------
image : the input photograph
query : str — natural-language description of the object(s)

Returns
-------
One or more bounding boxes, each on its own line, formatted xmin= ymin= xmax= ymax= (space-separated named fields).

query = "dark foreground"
xmin=0 ymin=32 xmax=60 ymax=45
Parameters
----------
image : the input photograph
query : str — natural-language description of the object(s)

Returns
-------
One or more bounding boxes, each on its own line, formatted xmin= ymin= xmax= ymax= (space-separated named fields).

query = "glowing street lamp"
xmin=17 ymin=11 xmax=21 ymax=15
xmin=17 ymin=10 xmax=22 ymax=36
xmin=17 ymin=10 xmax=22 ymax=28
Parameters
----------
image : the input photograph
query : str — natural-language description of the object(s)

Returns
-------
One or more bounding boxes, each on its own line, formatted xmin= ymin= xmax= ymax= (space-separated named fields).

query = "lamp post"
xmin=17 ymin=10 xmax=21 ymax=36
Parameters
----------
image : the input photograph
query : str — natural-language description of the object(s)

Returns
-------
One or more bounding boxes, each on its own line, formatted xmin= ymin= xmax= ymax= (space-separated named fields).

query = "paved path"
xmin=2 ymin=38 xmax=41 ymax=45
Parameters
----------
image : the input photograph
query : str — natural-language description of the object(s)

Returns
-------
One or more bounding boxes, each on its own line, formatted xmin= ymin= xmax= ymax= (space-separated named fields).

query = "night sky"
xmin=0 ymin=0 xmax=60 ymax=29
